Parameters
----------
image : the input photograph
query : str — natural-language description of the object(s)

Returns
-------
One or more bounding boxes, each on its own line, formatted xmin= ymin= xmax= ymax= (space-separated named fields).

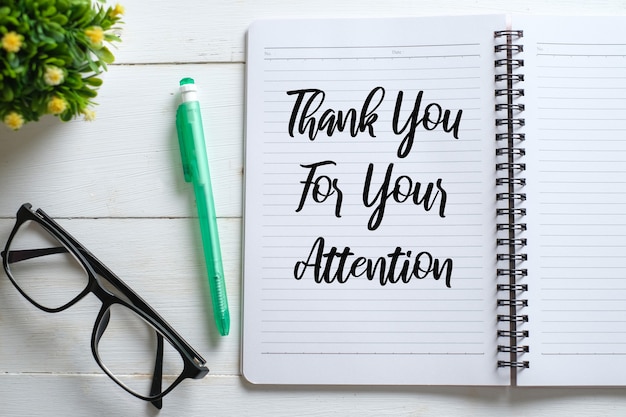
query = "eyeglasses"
xmin=1 ymin=203 xmax=209 ymax=409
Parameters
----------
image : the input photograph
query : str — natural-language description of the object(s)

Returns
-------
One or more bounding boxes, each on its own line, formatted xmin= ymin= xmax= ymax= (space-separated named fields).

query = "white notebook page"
xmin=521 ymin=16 xmax=626 ymax=385
xmin=243 ymin=15 xmax=507 ymax=385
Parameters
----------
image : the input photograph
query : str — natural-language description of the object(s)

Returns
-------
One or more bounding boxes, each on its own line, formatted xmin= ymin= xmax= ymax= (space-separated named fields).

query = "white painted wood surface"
xmin=1 ymin=0 xmax=626 ymax=415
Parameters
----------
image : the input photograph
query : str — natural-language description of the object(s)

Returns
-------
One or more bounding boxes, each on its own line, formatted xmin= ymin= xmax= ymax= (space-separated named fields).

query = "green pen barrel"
xmin=194 ymin=179 xmax=230 ymax=336
xmin=177 ymin=78 xmax=230 ymax=336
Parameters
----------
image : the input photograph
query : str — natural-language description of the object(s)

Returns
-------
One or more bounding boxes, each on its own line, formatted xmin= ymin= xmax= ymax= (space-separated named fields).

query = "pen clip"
xmin=176 ymin=106 xmax=193 ymax=183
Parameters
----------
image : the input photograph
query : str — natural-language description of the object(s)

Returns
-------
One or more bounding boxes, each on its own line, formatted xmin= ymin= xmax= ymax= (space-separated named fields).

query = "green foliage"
xmin=0 ymin=0 xmax=124 ymax=129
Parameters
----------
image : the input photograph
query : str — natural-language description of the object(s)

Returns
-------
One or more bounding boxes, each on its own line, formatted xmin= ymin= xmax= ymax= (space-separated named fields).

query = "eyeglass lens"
xmin=6 ymin=219 xmax=89 ymax=310
xmin=95 ymin=303 xmax=186 ymax=398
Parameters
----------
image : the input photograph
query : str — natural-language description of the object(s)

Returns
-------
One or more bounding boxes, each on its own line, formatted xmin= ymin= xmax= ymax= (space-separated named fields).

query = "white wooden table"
xmin=2 ymin=1 xmax=626 ymax=415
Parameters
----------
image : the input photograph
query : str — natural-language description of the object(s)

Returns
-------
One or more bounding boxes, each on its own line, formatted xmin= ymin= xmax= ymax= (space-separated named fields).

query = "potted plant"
xmin=0 ymin=0 xmax=124 ymax=131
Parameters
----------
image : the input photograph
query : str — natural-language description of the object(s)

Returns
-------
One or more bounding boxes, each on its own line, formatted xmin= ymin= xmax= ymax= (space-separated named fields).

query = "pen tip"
xmin=180 ymin=77 xmax=195 ymax=86
xmin=221 ymin=320 xmax=230 ymax=336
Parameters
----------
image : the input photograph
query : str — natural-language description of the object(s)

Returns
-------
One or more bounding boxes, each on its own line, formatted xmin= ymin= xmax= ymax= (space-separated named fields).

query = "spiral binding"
xmin=494 ymin=29 xmax=529 ymax=375
xmin=498 ymin=330 xmax=529 ymax=338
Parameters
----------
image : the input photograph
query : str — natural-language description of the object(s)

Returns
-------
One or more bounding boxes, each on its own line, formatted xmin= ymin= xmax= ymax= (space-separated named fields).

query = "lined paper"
xmin=521 ymin=16 xmax=626 ymax=385
xmin=243 ymin=15 xmax=507 ymax=385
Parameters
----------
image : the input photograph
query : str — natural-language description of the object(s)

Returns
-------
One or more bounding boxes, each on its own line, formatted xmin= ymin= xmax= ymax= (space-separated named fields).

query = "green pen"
xmin=175 ymin=77 xmax=230 ymax=336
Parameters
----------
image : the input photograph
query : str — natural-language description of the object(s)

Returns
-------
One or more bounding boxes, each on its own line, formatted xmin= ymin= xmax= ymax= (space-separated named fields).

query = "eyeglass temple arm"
xmin=150 ymin=335 xmax=164 ymax=410
xmin=3 ymin=247 xmax=67 ymax=263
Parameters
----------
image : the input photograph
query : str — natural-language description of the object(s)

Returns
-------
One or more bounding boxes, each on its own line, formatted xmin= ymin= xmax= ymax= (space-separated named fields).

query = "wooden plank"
xmin=112 ymin=0 xmax=622 ymax=64
xmin=0 ymin=65 xmax=243 ymax=218
xmin=2 ymin=373 xmax=626 ymax=416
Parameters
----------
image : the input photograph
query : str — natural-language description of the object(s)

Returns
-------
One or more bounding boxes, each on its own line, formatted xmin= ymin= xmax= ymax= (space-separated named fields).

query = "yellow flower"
xmin=109 ymin=3 xmax=125 ymax=17
xmin=44 ymin=66 xmax=64 ymax=86
xmin=83 ymin=109 xmax=96 ymax=121
xmin=4 ymin=112 xmax=24 ymax=130
xmin=85 ymin=26 xmax=104 ymax=46
xmin=48 ymin=96 xmax=67 ymax=115
xmin=1 ymin=31 xmax=23 ymax=53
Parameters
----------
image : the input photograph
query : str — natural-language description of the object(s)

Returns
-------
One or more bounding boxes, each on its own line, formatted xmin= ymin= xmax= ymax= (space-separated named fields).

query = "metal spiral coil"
xmin=494 ymin=29 xmax=528 ymax=372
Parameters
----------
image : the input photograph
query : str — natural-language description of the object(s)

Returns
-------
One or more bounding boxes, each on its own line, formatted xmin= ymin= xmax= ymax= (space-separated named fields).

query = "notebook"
xmin=242 ymin=14 xmax=626 ymax=386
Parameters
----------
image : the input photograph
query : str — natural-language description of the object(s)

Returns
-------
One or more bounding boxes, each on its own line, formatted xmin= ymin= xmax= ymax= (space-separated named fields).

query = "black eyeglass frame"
xmin=1 ymin=203 xmax=209 ymax=408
